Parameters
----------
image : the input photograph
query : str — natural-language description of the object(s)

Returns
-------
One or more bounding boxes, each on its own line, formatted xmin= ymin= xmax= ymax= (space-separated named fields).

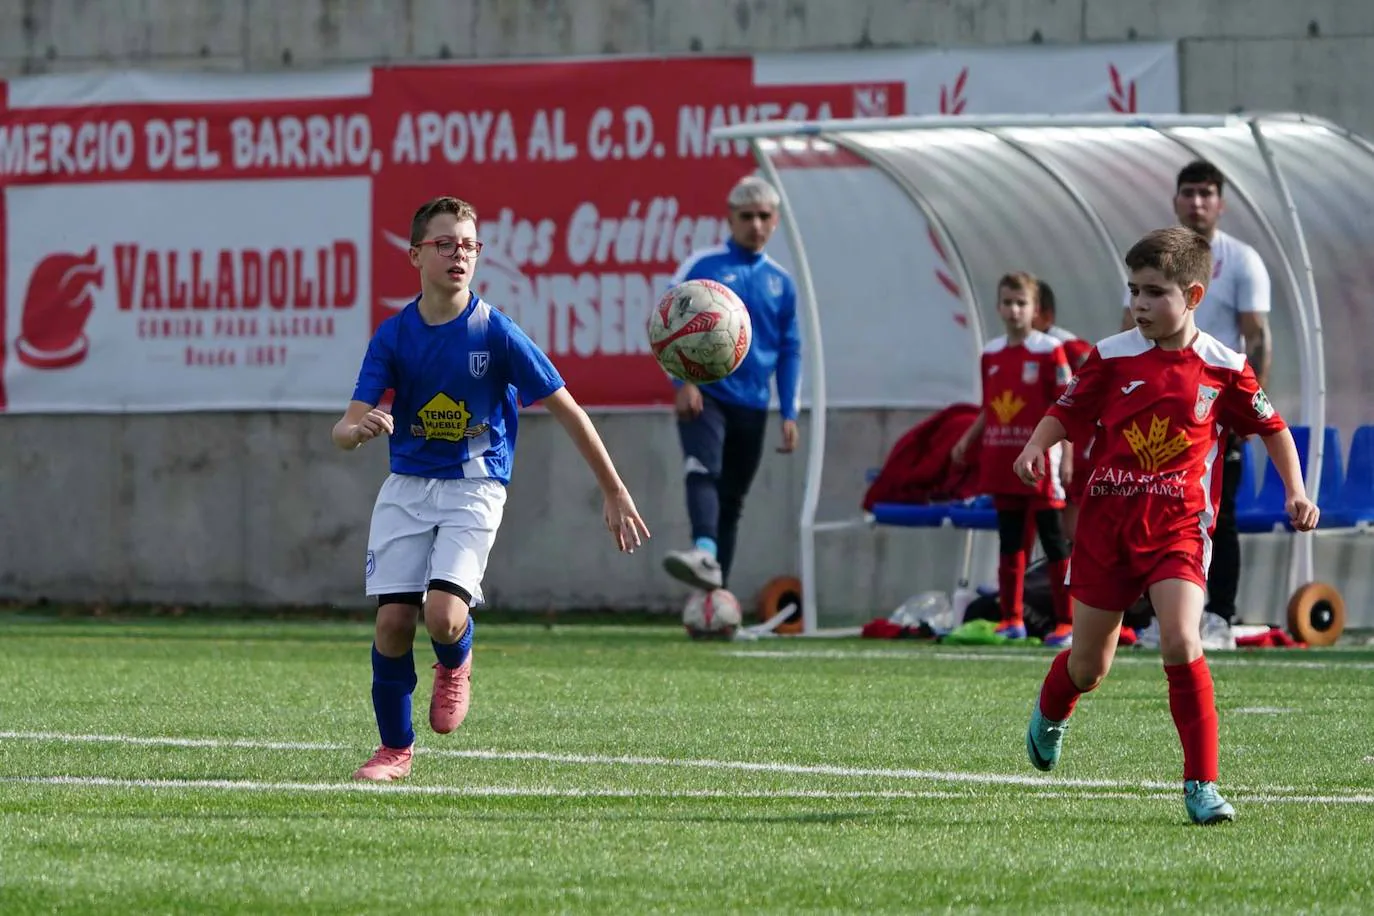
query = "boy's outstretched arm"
xmin=1259 ymin=428 xmax=1320 ymax=531
xmin=543 ymin=387 xmax=651 ymax=552
xmin=1012 ymin=415 xmax=1069 ymax=486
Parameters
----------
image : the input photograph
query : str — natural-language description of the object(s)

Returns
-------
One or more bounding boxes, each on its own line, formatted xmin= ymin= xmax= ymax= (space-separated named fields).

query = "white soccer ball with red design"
xmin=682 ymin=588 xmax=743 ymax=639
xmin=649 ymin=279 xmax=752 ymax=384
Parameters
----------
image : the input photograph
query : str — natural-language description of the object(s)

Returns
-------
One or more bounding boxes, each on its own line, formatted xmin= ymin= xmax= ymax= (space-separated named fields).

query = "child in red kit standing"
xmin=953 ymin=272 xmax=1075 ymax=644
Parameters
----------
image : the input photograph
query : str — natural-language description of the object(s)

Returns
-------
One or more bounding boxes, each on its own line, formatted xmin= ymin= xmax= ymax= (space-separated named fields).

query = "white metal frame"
xmin=711 ymin=113 xmax=1333 ymax=634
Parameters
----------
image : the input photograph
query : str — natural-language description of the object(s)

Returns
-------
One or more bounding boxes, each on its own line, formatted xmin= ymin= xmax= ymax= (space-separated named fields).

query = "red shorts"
xmin=1068 ymin=512 xmax=1207 ymax=610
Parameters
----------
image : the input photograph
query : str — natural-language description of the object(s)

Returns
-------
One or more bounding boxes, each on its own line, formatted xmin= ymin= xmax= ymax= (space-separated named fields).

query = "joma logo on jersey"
xmin=990 ymin=389 xmax=1026 ymax=424
xmin=1123 ymin=415 xmax=1191 ymax=472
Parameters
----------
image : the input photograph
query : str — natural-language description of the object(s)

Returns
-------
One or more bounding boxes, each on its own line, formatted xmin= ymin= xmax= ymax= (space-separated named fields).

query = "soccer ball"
xmin=648 ymin=279 xmax=752 ymax=384
xmin=682 ymin=589 xmax=743 ymax=639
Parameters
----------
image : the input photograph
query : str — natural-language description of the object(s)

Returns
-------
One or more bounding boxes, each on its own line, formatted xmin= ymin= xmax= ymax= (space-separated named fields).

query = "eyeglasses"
xmin=735 ymin=211 xmax=775 ymax=222
xmin=414 ymin=237 xmax=484 ymax=259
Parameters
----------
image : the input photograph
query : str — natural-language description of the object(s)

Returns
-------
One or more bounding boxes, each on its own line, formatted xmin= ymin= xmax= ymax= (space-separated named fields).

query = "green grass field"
xmin=2 ymin=614 xmax=1372 ymax=914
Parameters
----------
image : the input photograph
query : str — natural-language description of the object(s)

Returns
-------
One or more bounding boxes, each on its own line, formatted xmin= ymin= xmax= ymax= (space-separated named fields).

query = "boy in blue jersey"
xmin=334 ymin=196 xmax=650 ymax=781
xmin=661 ymin=176 xmax=802 ymax=591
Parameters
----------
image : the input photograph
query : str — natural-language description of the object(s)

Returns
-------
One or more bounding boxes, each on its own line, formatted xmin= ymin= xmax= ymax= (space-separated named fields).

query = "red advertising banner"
xmin=0 ymin=60 xmax=900 ymax=411
xmin=369 ymin=58 xmax=902 ymax=407
xmin=0 ymin=45 xmax=1179 ymax=413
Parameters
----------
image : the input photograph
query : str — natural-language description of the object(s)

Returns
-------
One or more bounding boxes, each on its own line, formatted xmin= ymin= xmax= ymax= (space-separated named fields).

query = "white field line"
xmin=0 ymin=775 xmax=967 ymax=799
xmin=723 ymin=648 xmax=1374 ymax=671
xmin=1 ymin=775 xmax=1372 ymax=806
xmin=2 ymin=730 xmax=1369 ymax=799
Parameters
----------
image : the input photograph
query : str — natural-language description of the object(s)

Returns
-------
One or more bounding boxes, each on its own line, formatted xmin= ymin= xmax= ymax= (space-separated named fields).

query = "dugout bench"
xmin=860 ymin=424 xmax=1374 ymax=646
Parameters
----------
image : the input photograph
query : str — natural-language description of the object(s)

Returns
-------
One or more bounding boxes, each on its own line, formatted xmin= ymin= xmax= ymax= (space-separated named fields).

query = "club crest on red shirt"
xmin=1194 ymin=384 xmax=1220 ymax=422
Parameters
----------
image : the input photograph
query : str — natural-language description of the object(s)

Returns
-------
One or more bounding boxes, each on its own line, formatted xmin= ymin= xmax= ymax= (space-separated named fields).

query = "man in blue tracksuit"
xmin=662 ymin=175 xmax=802 ymax=592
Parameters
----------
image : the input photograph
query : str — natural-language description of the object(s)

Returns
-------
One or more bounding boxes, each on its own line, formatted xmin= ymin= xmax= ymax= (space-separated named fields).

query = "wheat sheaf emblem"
xmin=990 ymin=390 xmax=1025 ymax=424
xmin=1122 ymin=416 xmax=1191 ymax=472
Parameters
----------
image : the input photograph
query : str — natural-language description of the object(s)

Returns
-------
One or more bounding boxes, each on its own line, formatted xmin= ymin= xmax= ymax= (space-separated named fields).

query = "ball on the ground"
xmin=682 ymin=588 xmax=743 ymax=639
xmin=648 ymin=279 xmax=752 ymax=384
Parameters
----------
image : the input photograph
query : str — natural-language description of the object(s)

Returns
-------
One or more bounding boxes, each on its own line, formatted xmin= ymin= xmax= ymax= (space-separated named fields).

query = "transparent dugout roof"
xmin=743 ymin=114 xmax=1371 ymax=435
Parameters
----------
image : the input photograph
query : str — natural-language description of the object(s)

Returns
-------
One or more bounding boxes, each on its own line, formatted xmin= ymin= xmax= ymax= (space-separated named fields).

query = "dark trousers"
xmin=1207 ymin=433 xmax=1244 ymax=622
xmin=677 ymin=393 xmax=769 ymax=587
xmin=996 ymin=507 xmax=1070 ymax=562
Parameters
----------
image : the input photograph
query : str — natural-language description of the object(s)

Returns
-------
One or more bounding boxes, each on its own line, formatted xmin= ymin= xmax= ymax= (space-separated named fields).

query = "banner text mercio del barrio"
xmin=0 ymin=100 xmax=836 ymax=178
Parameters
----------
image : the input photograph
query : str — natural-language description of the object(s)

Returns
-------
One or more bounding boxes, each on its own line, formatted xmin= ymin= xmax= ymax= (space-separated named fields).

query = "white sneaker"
xmin=1200 ymin=612 xmax=1236 ymax=651
xmin=663 ymin=548 xmax=723 ymax=590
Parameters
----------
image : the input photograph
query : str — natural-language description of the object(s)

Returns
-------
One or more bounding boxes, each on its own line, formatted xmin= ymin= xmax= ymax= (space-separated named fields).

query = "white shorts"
xmin=364 ymin=474 xmax=508 ymax=605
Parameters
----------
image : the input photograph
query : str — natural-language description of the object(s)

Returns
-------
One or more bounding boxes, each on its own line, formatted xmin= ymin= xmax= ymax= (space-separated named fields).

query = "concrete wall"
xmin=1 ymin=407 xmax=944 ymax=619
xmin=4 ymin=0 xmax=1374 ymax=625
xmin=5 ymin=0 xmax=1374 ymax=137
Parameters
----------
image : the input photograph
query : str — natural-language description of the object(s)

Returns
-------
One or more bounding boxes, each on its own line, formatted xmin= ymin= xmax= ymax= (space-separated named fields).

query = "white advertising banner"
xmin=4 ymin=179 xmax=371 ymax=411
xmin=754 ymin=43 xmax=1178 ymax=116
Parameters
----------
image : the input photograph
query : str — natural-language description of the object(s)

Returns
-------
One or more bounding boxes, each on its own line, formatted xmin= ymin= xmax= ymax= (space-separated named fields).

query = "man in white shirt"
xmin=1121 ymin=160 xmax=1273 ymax=625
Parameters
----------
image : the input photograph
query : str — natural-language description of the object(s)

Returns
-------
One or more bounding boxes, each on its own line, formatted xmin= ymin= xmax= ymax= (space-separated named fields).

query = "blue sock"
xmin=694 ymin=537 xmax=718 ymax=558
xmin=432 ymin=617 xmax=473 ymax=670
xmin=371 ymin=644 xmax=417 ymax=749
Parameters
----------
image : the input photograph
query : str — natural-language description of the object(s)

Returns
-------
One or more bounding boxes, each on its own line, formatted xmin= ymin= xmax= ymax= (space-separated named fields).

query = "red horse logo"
xmin=16 ymin=247 xmax=104 ymax=370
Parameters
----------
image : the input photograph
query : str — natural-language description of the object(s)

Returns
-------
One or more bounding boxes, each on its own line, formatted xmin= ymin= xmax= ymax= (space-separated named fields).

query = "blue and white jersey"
xmin=671 ymin=239 xmax=802 ymax=419
xmin=352 ymin=295 xmax=564 ymax=484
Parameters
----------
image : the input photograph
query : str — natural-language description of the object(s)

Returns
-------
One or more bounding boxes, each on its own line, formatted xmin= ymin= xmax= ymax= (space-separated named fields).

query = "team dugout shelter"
xmin=709 ymin=112 xmax=1374 ymax=643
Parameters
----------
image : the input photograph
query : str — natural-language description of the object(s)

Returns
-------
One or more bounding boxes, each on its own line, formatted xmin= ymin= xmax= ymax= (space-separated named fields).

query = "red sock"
xmin=1048 ymin=558 xmax=1072 ymax=625
xmin=1038 ymin=649 xmax=1084 ymax=721
xmin=1165 ymin=656 xmax=1220 ymax=782
xmin=998 ymin=551 xmax=1026 ymax=624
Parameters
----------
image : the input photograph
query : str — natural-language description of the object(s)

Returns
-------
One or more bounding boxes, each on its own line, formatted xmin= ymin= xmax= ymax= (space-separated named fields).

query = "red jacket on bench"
xmin=862 ymin=403 xmax=983 ymax=512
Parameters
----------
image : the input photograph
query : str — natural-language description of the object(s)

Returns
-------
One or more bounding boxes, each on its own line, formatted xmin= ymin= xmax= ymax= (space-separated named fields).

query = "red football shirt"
xmin=1048 ymin=329 xmax=1286 ymax=543
xmin=977 ymin=331 xmax=1072 ymax=497
xmin=1062 ymin=337 xmax=1093 ymax=370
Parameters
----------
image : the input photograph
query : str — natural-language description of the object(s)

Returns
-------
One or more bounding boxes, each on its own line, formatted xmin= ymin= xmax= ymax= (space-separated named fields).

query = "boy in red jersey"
xmin=952 ymin=272 xmax=1074 ymax=643
xmin=1013 ymin=227 xmax=1318 ymax=825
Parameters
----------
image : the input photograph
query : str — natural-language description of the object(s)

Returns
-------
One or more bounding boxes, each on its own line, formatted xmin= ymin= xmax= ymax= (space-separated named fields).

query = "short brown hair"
xmin=409 ymin=196 xmax=478 ymax=245
xmin=1037 ymin=279 xmax=1057 ymax=319
xmin=1124 ymin=227 xmax=1212 ymax=290
xmin=996 ymin=271 xmax=1039 ymax=304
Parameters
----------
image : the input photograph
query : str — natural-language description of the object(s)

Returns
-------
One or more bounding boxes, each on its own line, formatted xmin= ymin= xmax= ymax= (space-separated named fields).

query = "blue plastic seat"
xmin=870 ymin=501 xmax=954 ymax=527
xmin=947 ymin=494 xmax=999 ymax=530
xmin=1236 ymin=425 xmax=1311 ymax=532
xmin=1322 ymin=425 xmax=1374 ymax=529
xmin=1312 ymin=426 xmax=1347 ymax=529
